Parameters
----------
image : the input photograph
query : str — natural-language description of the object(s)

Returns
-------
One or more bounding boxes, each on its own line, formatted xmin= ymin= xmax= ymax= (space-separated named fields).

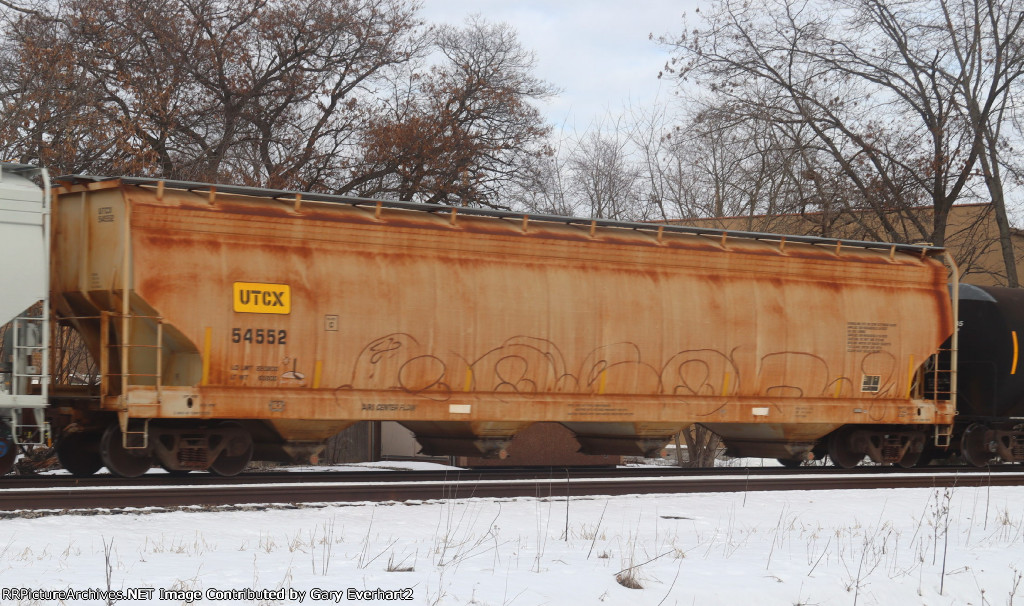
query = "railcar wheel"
xmin=56 ymin=432 xmax=103 ymax=477
xmin=100 ymin=425 xmax=153 ymax=478
xmin=0 ymin=429 xmax=16 ymax=476
xmin=208 ymin=422 xmax=252 ymax=477
xmin=961 ymin=423 xmax=993 ymax=467
xmin=827 ymin=428 xmax=864 ymax=469
xmin=777 ymin=458 xmax=803 ymax=469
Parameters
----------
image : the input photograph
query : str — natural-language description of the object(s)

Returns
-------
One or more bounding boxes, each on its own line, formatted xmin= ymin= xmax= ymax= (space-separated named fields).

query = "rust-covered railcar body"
xmin=50 ymin=177 xmax=956 ymax=475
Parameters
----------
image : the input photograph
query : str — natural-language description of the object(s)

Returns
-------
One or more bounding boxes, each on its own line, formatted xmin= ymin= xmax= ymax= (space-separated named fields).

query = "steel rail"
xmin=3 ymin=464 xmax=1019 ymax=489
xmin=2 ymin=469 xmax=1022 ymax=512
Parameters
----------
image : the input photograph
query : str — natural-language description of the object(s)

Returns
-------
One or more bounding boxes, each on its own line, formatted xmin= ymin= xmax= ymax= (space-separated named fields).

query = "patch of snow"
xmin=1 ymin=483 xmax=1022 ymax=605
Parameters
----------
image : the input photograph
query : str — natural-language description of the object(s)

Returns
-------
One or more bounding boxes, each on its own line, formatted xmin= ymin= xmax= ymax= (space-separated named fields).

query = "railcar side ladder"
xmin=96 ymin=311 xmax=164 ymax=449
xmin=8 ymin=316 xmax=49 ymax=445
xmin=934 ymin=252 xmax=960 ymax=448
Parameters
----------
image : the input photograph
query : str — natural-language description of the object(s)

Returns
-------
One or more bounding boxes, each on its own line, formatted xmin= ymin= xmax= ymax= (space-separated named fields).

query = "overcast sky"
xmin=418 ymin=1 xmax=700 ymax=135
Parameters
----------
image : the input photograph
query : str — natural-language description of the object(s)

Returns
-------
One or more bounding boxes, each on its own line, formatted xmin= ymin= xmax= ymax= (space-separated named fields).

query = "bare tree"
xmin=681 ymin=425 xmax=723 ymax=468
xmin=73 ymin=0 xmax=425 ymax=186
xmin=52 ymin=324 xmax=97 ymax=386
xmin=568 ymin=124 xmax=645 ymax=220
xmin=620 ymin=85 xmax=1001 ymax=278
xmin=0 ymin=2 xmax=121 ymax=171
xmin=935 ymin=0 xmax=1024 ymax=286
xmin=661 ymin=0 xmax=1012 ymax=251
xmin=0 ymin=0 xmax=44 ymax=16
xmin=0 ymin=3 xmax=686 ymax=220
xmin=506 ymin=148 xmax=580 ymax=217
xmin=626 ymin=103 xmax=694 ymax=221
xmin=1 ymin=4 xmax=557 ymax=208
xmin=355 ymin=16 xmax=556 ymax=207
xmin=626 ymin=95 xmax=829 ymax=227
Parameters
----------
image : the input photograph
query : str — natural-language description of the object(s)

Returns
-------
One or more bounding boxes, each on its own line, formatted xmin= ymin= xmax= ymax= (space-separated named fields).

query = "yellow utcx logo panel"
xmin=233 ymin=282 xmax=291 ymax=314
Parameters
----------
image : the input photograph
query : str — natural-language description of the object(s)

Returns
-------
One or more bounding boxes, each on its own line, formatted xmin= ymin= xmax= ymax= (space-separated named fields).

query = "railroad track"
xmin=2 ymin=466 xmax=1023 ymax=512
xmin=0 ymin=464 xmax=950 ymax=489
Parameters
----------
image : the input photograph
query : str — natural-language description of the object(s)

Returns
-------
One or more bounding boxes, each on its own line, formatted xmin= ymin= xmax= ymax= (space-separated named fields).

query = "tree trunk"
xmin=681 ymin=425 xmax=722 ymax=468
xmin=977 ymin=143 xmax=1019 ymax=287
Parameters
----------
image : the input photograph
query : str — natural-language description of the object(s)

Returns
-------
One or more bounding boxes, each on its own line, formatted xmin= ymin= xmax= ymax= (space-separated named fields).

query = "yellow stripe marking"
xmin=721 ymin=372 xmax=731 ymax=396
xmin=464 ymin=367 xmax=473 ymax=392
xmin=313 ymin=360 xmax=323 ymax=388
xmin=834 ymin=379 xmax=842 ymax=399
xmin=201 ymin=327 xmax=212 ymax=385
xmin=598 ymin=370 xmax=607 ymax=394
xmin=1013 ymin=331 xmax=1019 ymax=375
xmin=905 ymin=354 xmax=915 ymax=398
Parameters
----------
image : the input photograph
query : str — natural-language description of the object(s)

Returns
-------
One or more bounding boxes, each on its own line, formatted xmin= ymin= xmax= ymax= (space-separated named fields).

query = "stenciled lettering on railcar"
xmin=567 ymin=402 xmax=632 ymax=417
xmin=361 ymin=402 xmax=417 ymax=412
xmin=233 ymin=282 xmax=291 ymax=314
xmin=231 ymin=327 xmax=288 ymax=345
xmin=846 ymin=321 xmax=895 ymax=353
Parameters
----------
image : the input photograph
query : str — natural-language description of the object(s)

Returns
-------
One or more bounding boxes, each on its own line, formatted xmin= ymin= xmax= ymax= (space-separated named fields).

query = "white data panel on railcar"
xmin=0 ymin=167 xmax=46 ymax=325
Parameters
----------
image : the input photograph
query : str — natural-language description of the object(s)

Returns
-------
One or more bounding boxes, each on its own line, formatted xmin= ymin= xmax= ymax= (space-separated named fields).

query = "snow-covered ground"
xmin=1 ymin=463 xmax=1023 ymax=605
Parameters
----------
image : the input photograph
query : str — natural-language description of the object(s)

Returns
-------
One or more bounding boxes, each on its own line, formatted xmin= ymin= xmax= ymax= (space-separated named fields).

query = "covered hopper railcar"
xmin=38 ymin=175 xmax=961 ymax=476
xmin=0 ymin=163 xmax=51 ymax=475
